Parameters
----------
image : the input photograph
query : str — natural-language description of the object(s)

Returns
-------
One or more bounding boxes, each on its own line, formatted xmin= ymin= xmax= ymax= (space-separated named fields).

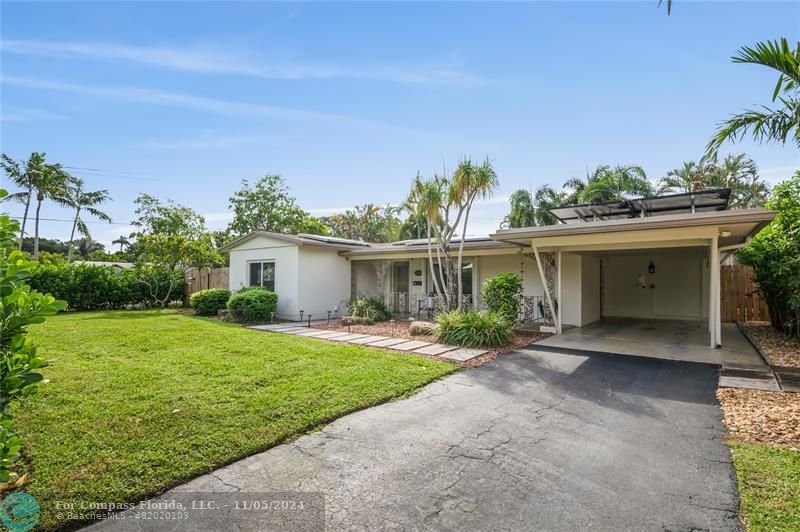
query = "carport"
xmin=491 ymin=190 xmax=775 ymax=363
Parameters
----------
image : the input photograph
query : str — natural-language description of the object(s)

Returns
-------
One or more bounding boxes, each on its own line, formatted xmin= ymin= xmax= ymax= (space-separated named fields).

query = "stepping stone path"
xmin=246 ymin=325 xmax=489 ymax=362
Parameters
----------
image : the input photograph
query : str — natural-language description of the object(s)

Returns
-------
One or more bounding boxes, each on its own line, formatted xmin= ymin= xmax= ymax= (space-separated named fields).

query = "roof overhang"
xmin=491 ymin=208 xmax=775 ymax=252
xmin=220 ymin=231 xmax=369 ymax=253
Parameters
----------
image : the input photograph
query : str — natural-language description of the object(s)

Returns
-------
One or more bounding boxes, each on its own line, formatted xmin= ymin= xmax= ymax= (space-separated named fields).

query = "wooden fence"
xmin=721 ymin=265 xmax=770 ymax=323
xmin=184 ymin=267 xmax=230 ymax=305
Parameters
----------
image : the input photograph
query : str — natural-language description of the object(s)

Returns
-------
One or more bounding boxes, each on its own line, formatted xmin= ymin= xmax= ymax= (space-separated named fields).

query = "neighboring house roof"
xmin=75 ymin=261 xmax=135 ymax=269
xmin=219 ymin=231 xmax=372 ymax=252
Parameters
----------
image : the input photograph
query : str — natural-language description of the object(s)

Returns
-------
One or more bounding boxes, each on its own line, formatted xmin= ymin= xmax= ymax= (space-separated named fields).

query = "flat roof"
xmin=492 ymin=208 xmax=776 ymax=246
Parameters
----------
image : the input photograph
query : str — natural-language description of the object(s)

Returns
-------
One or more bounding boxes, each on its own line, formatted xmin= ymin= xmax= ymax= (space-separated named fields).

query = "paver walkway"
xmin=90 ymin=349 xmax=738 ymax=531
xmin=248 ymin=324 xmax=489 ymax=363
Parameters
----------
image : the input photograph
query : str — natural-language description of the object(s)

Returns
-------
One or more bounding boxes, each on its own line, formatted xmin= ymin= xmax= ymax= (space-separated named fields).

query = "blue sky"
xmin=1 ymin=1 xmax=798 ymax=247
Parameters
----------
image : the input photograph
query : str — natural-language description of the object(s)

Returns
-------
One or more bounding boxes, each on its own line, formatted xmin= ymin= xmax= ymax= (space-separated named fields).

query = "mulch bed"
xmin=317 ymin=319 xmax=550 ymax=368
xmin=743 ymin=323 xmax=800 ymax=368
xmin=717 ymin=388 xmax=800 ymax=451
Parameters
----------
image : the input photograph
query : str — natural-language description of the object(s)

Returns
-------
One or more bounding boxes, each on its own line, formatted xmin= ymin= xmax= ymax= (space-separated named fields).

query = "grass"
xmin=729 ymin=442 xmax=800 ymax=531
xmin=14 ymin=310 xmax=457 ymax=530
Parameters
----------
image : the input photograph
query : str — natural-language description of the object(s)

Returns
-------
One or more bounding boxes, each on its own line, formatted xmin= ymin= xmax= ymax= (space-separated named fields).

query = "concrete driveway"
xmin=94 ymin=349 xmax=740 ymax=531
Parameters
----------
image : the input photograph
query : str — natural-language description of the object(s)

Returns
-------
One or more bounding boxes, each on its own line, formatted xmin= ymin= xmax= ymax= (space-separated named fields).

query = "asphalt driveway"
xmin=94 ymin=349 xmax=740 ymax=531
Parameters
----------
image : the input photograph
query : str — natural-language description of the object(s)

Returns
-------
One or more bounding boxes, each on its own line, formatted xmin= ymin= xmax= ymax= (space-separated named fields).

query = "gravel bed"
xmin=717 ymin=388 xmax=800 ymax=451
xmin=744 ymin=323 xmax=800 ymax=368
xmin=317 ymin=319 xmax=550 ymax=368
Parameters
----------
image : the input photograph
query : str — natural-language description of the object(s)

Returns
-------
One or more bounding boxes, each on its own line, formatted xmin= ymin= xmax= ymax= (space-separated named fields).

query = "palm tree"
xmin=659 ymin=154 xmax=770 ymax=208
xmin=658 ymin=161 xmax=708 ymax=194
xmin=31 ymin=162 xmax=74 ymax=260
xmin=532 ymin=185 xmax=567 ymax=226
xmin=452 ymin=158 xmax=498 ymax=308
xmin=112 ymin=235 xmax=131 ymax=252
xmin=502 ymin=189 xmax=536 ymax=229
xmin=579 ymin=165 xmax=654 ymax=203
xmin=707 ymin=38 xmax=800 ymax=156
xmin=1 ymin=152 xmax=46 ymax=249
xmin=406 ymin=173 xmax=446 ymax=304
xmin=65 ymin=178 xmax=112 ymax=262
xmin=75 ymin=238 xmax=104 ymax=260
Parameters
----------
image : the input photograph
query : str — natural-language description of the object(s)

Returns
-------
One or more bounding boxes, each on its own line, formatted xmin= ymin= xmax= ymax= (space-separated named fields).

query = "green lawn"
xmin=730 ymin=442 xmax=800 ymax=531
xmin=15 ymin=310 xmax=456 ymax=530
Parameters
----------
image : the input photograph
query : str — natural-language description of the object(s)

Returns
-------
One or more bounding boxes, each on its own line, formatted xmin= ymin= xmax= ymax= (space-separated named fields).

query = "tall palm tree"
xmin=579 ymin=165 xmax=654 ymax=203
xmin=1 ymin=152 xmax=47 ymax=249
xmin=65 ymin=178 xmax=112 ymax=262
xmin=75 ymin=238 xmax=105 ymax=260
xmin=31 ymin=162 xmax=73 ymax=260
xmin=707 ymin=38 xmax=800 ymax=156
xmin=453 ymin=157 xmax=498 ymax=308
xmin=406 ymin=173 xmax=446 ymax=304
xmin=112 ymin=235 xmax=131 ymax=252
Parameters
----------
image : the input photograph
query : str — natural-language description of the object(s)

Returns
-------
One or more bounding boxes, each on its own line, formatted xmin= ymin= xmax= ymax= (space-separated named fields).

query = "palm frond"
xmin=733 ymin=38 xmax=800 ymax=96
xmin=706 ymin=101 xmax=799 ymax=157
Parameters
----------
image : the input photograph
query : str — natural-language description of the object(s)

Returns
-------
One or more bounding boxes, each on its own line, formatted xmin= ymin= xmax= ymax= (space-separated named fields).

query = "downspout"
xmin=718 ymin=235 xmax=752 ymax=264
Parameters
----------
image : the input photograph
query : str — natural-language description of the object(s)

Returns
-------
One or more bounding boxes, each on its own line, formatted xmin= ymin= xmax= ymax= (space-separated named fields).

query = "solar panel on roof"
xmin=548 ymin=189 xmax=731 ymax=223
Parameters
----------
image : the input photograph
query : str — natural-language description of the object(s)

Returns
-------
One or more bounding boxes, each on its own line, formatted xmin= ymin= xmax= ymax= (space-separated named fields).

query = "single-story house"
xmin=221 ymin=189 xmax=774 ymax=353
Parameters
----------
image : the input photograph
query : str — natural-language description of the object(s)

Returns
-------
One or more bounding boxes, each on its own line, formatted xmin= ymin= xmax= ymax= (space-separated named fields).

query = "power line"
xmin=9 ymin=216 xmax=133 ymax=226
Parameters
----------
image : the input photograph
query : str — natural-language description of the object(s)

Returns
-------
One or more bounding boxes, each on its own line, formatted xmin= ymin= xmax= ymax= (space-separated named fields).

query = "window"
xmin=249 ymin=261 xmax=275 ymax=291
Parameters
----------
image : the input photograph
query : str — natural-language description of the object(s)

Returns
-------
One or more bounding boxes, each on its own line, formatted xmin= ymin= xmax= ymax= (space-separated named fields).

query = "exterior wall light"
xmin=648 ymin=260 xmax=656 ymax=274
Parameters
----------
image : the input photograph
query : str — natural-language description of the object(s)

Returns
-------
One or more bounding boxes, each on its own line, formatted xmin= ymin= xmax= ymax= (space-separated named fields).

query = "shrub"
xmin=361 ymin=316 xmax=375 ymax=326
xmin=482 ymin=272 xmax=523 ymax=323
xmin=435 ymin=309 xmax=512 ymax=348
xmin=27 ymin=263 xmax=185 ymax=311
xmin=349 ymin=297 xmax=391 ymax=321
xmin=0 ymin=193 xmax=67 ymax=482
xmin=227 ymin=287 xmax=278 ymax=323
xmin=739 ymin=172 xmax=800 ymax=337
xmin=190 ymin=288 xmax=231 ymax=316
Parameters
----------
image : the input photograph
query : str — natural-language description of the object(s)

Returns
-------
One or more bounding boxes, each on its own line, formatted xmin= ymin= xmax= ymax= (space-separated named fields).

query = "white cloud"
xmin=1 ymin=75 xmax=429 ymax=137
xmin=1 ymin=39 xmax=485 ymax=86
xmin=0 ymin=105 xmax=69 ymax=122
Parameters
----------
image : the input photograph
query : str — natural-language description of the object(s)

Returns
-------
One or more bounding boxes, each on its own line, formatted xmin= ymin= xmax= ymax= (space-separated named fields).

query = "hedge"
xmin=227 ymin=287 xmax=278 ymax=323
xmin=28 ymin=263 xmax=185 ymax=311
xmin=190 ymin=288 xmax=231 ymax=316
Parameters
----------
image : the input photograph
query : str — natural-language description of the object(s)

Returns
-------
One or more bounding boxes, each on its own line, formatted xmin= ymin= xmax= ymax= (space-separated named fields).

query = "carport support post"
xmin=532 ymin=241 xmax=561 ymax=334
xmin=709 ymin=236 xmax=720 ymax=348
xmin=556 ymin=250 xmax=562 ymax=333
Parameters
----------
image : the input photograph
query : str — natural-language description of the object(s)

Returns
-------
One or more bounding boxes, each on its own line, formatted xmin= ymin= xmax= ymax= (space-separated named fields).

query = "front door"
xmin=392 ymin=262 xmax=410 ymax=313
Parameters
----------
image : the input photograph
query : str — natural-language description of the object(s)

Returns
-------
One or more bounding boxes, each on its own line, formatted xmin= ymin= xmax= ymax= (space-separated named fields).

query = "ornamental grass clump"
xmin=435 ymin=309 xmax=512 ymax=348
xmin=348 ymin=297 xmax=391 ymax=321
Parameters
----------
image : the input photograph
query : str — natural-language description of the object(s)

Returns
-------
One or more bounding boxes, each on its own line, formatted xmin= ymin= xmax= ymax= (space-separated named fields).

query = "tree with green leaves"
xmin=405 ymin=158 xmax=498 ymax=311
xmin=1 ymin=152 xmax=47 ymax=250
xmin=452 ymin=158 xmax=499 ymax=307
xmin=659 ymin=153 xmax=770 ymax=208
xmin=226 ymin=175 xmax=327 ymax=238
xmin=321 ymin=204 xmax=401 ymax=243
xmin=65 ymin=178 xmax=112 ymax=262
xmin=130 ymin=193 xmax=222 ymax=307
xmin=31 ymin=161 xmax=74 ymax=260
xmin=578 ymin=165 xmax=654 ymax=203
xmin=707 ymin=38 xmax=800 ymax=156
xmin=502 ymin=189 xmax=536 ymax=229
xmin=398 ymin=215 xmax=428 ymax=240
xmin=0 ymin=189 xmax=66 ymax=483
xmin=738 ymin=171 xmax=800 ymax=337
xmin=112 ymin=235 xmax=131 ymax=252
xmin=131 ymin=193 xmax=207 ymax=240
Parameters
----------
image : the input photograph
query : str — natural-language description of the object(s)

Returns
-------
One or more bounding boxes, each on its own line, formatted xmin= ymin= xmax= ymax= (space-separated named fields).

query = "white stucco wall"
xmin=227 ymin=235 xmax=300 ymax=318
xmin=581 ymin=254 xmax=601 ymax=326
xmin=601 ymin=250 xmax=708 ymax=320
xmin=476 ymin=253 xmax=545 ymax=299
xmin=352 ymin=261 xmax=380 ymax=299
xmin=297 ymin=247 xmax=352 ymax=318
xmin=560 ymin=253 xmax=582 ymax=327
